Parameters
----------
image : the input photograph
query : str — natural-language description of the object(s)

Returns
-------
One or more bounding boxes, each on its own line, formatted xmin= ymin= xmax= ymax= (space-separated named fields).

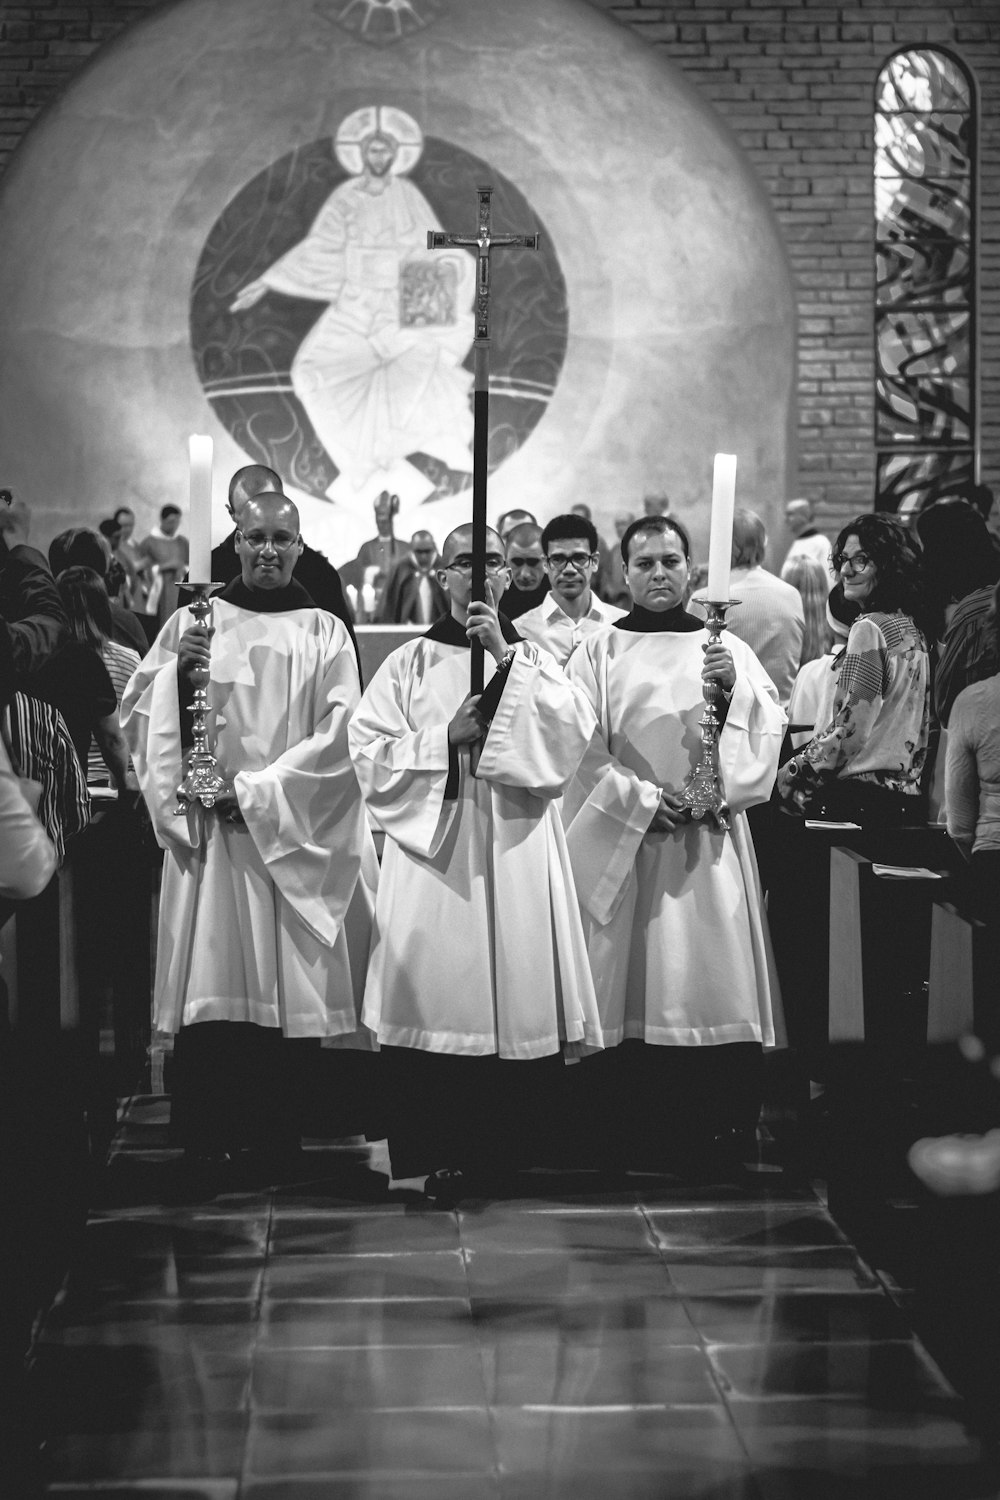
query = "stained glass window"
xmin=874 ymin=49 xmax=976 ymax=517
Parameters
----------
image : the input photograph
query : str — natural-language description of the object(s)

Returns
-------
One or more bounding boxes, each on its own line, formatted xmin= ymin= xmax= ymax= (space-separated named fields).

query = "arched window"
xmin=874 ymin=48 xmax=976 ymax=517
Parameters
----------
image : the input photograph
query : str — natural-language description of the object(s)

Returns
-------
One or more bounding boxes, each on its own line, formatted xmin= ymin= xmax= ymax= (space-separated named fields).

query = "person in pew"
xmin=923 ymin=490 xmax=1000 ymax=728
xmin=776 ymin=512 xmax=939 ymax=827
xmin=122 ymin=493 xmax=378 ymax=1187
xmin=562 ymin=514 xmax=786 ymax=1181
xmin=348 ymin=522 xmax=603 ymax=1204
xmin=48 ymin=528 xmax=148 ymax=656
xmin=946 ymin=579 xmax=1000 ymax=1002
xmin=768 ymin=513 xmax=940 ymax=1095
xmin=785 ymin=582 xmax=859 ymax=751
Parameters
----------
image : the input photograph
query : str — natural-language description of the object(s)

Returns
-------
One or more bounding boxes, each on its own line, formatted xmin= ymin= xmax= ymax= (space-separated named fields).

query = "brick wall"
xmin=1 ymin=0 xmax=998 ymax=539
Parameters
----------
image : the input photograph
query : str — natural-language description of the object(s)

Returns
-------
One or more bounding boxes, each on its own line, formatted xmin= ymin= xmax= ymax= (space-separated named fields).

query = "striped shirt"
xmin=87 ymin=640 xmax=140 ymax=784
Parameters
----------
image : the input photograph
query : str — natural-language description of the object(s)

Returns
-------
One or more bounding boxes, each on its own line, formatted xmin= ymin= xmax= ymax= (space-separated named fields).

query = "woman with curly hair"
xmin=775 ymin=511 xmax=939 ymax=828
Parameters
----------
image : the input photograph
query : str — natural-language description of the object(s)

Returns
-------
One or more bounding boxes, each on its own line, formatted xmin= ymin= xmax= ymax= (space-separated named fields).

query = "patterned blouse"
xmin=788 ymin=610 xmax=930 ymax=797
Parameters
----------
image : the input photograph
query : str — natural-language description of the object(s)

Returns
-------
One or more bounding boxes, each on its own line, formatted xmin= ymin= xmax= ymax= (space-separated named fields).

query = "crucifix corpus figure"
xmin=427 ymin=186 xmax=539 ymax=693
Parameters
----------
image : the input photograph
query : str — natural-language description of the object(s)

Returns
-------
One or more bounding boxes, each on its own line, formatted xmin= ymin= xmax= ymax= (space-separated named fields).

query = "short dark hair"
xmin=56 ymin=566 xmax=113 ymax=650
xmin=832 ymin=512 xmax=941 ymax=639
xmin=541 ymin=514 xmax=599 ymax=554
xmin=620 ymin=514 xmax=691 ymax=565
xmin=113 ymin=506 xmax=134 ymax=525
xmin=160 ymin=504 xmax=181 ymax=521
xmin=49 ymin=528 xmax=108 ymax=578
xmin=914 ymin=498 xmax=1000 ymax=607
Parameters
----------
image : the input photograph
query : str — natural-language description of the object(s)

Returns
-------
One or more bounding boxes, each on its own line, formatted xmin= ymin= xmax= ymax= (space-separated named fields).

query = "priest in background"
xmin=516 ymin=513 xmax=625 ymax=667
xmin=563 ymin=514 xmax=786 ymax=1181
xmin=377 ymin=530 xmax=447 ymax=624
xmin=123 ymin=493 xmax=378 ymax=1188
xmin=348 ymin=522 xmax=602 ymax=1203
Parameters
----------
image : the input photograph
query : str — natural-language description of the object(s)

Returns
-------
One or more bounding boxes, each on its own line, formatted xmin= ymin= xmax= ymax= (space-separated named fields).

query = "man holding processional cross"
xmin=347 ymin=189 xmax=603 ymax=1203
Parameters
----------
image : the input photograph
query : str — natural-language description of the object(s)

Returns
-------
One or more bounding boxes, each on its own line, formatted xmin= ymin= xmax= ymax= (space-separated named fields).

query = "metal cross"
xmin=428 ymin=185 xmax=539 ymax=693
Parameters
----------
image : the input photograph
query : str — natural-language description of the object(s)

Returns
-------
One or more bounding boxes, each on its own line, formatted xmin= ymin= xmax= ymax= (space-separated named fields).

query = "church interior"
xmin=2 ymin=0 xmax=1000 ymax=1494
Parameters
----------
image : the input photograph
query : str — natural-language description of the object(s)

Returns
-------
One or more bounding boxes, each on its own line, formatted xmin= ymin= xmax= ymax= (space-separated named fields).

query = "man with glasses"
xmin=517 ymin=514 xmax=626 ymax=667
xmin=123 ymin=492 xmax=378 ymax=1189
xmin=377 ymin=530 xmax=447 ymax=624
xmin=349 ymin=522 xmax=602 ymax=1204
xmin=211 ymin=464 xmax=359 ymax=672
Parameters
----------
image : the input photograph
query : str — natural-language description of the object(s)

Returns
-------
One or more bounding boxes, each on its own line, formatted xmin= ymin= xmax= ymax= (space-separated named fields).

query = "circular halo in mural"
xmin=190 ymin=105 xmax=568 ymax=510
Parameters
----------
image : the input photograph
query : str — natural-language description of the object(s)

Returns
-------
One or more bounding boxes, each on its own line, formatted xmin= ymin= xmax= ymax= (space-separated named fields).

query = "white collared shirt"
xmin=516 ymin=591 xmax=626 ymax=667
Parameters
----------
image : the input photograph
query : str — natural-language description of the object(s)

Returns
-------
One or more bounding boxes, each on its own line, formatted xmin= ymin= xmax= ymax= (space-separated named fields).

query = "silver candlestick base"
xmin=679 ymin=598 xmax=739 ymax=832
xmin=175 ymin=581 xmax=226 ymax=813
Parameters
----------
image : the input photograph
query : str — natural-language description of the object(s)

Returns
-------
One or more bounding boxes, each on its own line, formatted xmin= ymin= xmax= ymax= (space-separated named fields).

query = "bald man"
xmin=349 ymin=522 xmax=601 ymax=1203
xmin=124 ymin=492 xmax=377 ymax=1185
xmin=211 ymin=464 xmax=360 ymax=671
xmin=377 ymin=529 xmax=448 ymax=623
xmin=501 ymin=520 xmax=550 ymax=619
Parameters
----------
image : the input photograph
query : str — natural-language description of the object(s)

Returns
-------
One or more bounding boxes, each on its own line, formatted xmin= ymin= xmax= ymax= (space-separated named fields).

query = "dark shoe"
xmin=423 ymin=1168 xmax=469 ymax=1207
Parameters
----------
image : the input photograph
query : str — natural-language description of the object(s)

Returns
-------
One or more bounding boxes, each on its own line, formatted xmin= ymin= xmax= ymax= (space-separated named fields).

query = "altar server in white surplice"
xmin=563 ymin=515 xmax=786 ymax=1180
xmin=122 ymin=494 xmax=378 ymax=1179
xmin=348 ymin=522 xmax=602 ymax=1202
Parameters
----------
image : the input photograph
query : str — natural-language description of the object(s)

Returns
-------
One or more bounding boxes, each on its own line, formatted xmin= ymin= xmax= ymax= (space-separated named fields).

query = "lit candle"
xmin=187 ymin=434 xmax=214 ymax=582
xmin=706 ymin=452 xmax=737 ymax=601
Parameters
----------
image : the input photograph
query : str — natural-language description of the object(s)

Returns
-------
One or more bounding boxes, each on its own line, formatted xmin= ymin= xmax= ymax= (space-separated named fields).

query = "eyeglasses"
xmin=238 ymin=530 xmax=300 ymax=553
xmin=547 ymin=551 xmax=595 ymax=573
xmin=444 ymin=554 xmax=508 ymax=575
xmin=836 ymin=551 xmax=873 ymax=575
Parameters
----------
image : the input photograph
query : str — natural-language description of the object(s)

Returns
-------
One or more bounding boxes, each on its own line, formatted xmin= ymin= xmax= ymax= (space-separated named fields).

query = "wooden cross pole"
xmin=428 ymin=186 xmax=538 ymax=692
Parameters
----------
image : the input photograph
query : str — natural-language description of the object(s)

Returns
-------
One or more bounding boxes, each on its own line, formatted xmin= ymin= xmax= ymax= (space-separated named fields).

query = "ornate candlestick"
xmin=175 ymin=581 xmax=226 ymax=812
xmin=679 ymin=598 xmax=738 ymax=833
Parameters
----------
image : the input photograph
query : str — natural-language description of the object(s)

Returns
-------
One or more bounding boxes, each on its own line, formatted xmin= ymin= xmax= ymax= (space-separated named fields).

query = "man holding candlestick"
xmin=563 ymin=512 xmax=786 ymax=1179
xmin=122 ymin=492 xmax=378 ymax=1186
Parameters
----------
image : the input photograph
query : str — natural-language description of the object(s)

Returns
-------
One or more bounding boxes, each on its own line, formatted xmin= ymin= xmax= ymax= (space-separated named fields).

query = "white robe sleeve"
xmin=474 ymin=645 xmax=598 ymax=799
xmin=717 ymin=634 xmax=787 ymax=813
xmin=348 ymin=650 xmax=455 ymax=859
xmin=233 ymin=621 xmax=367 ymax=948
xmin=562 ymin=639 xmax=662 ymax=926
xmin=120 ymin=610 xmax=202 ymax=854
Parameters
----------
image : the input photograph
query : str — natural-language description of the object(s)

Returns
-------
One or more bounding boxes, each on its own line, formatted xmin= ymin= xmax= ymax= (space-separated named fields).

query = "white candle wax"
xmin=706 ymin=452 xmax=737 ymax=601
xmin=187 ymin=434 xmax=214 ymax=582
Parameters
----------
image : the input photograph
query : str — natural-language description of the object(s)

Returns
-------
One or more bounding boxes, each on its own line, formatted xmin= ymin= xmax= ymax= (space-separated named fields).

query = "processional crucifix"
xmin=427 ymin=186 xmax=539 ymax=693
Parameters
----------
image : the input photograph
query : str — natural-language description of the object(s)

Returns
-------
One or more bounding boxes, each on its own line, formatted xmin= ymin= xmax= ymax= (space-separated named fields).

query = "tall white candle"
xmin=187 ymin=434 xmax=214 ymax=582
xmin=706 ymin=452 xmax=737 ymax=601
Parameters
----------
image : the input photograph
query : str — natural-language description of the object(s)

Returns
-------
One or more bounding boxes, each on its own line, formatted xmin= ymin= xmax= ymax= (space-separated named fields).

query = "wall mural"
xmin=0 ymin=0 xmax=795 ymax=565
xmin=191 ymin=105 xmax=567 ymax=518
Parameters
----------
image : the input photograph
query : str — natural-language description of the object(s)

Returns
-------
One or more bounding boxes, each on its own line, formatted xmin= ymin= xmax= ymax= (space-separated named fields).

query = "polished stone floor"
xmin=29 ymin=1096 xmax=1000 ymax=1499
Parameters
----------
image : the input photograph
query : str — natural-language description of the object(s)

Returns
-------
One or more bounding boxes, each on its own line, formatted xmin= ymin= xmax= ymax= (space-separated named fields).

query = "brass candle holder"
xmin=175 ymin=581 xmax=227 ymax=812
xmin=679 ymin=598 xmax=738 ymax=833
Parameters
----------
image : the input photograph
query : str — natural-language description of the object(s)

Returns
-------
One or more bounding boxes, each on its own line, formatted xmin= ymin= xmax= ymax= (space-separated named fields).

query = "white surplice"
xmin=348 ymin=633 xmax=603 ymax=1059
xmin=564 ymin=624 xmax=786 ymax=1048
xmin=122 ymin=599 xmax=378 ymax=1039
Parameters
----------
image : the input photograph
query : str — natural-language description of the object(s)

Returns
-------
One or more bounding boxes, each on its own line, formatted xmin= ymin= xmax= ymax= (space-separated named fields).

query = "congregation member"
xmin=945 ymin=579 xmax=1000 ymax=1021
xmin=123 ymin=492 xmax=378 ymax=1185
xmin=692 ymin=507 xmax=805 ymax=709
xmin=780 ymin=496 xmax=834 ymax=581
xmin=769 ymin=513 xmax=937 ymax=1073
xmin=516 ymin=513 xmax=625 ymax=666
xmin=500 ymin=519 xmax=550 ymax=619
xmin=348 ymin=522 xmax=602 ymax=1203
xmin=112 ymin=506 xmax=152 ymax=613
xmin=918 ymin=493 xmax=1000 ymax=727
xmin=33 ymin=567 xmax=132 ymax=792
xmin=138 ymin=503 xmax=189 ymax=629
xmin=0 ymin=494 xmax=67 ymax=679
xmin=785 ymin=581 xmax=859 ymax=751
xmin=377 ymin=530 xmax=447 ymax=624
xmin=563 ymin=514 xmax=786 ymax=1179
xmin=784 ymin=556 xmax=831 ymax=668
xmin=49 ymin=527 xmax=148 ymax=656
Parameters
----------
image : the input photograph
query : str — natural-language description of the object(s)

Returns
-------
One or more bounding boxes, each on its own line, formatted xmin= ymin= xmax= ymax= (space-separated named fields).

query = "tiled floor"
xmin=28 ymin=1096 xmax=1000 ymax=1498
